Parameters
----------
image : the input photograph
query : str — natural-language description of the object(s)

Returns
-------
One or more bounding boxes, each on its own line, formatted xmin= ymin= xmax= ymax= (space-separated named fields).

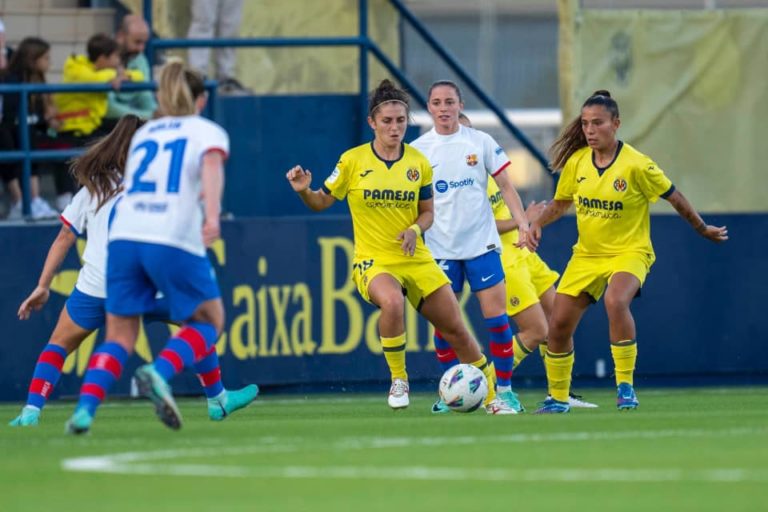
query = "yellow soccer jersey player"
xmin=323 ymin=142 xmax=434 ymax=264
xmin=555 ymin=141 xmax=674 ymax=259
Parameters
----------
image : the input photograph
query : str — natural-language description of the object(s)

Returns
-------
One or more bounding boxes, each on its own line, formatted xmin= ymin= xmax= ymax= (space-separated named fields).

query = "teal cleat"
xmin=617 ymin=382 xmax=639 ymax=410
xmin=208 ymin=384 xmax=259 ymax=421
xmin=134 ymin=364 xmax=183 ymax=430
xmin=9 ymin=406 xmax=41 ymax=427
xmin=498 ymin=389 xmax=525 ymax=413
xmin=534 ymin=397 xmax=570 ymax=414
xmin=430 ymin=397 xmax=450 ymax=414
xmin=65 ymin=407 xmax=93 ymax=435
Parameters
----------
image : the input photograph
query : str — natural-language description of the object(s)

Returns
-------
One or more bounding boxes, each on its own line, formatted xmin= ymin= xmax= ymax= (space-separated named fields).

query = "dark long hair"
xmin=69 ymin=114 xmax=146 ymax=211
xmin=4 ymin=37 xmax=51 ymax=117
xmin=549 ymin=90 xmax=620 ymax=171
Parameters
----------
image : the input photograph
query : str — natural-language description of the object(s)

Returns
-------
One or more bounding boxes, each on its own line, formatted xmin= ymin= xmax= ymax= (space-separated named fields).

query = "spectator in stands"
xmin=531 ymin=90 xmax=728 ymax=414
xmin=54 ymin=33 xmax=143 ymax=139
xmin=0 ymin=18 xmax=11 ymax=70
xmin=187 ymin=0 xmax=251 ymax=95
xmin=104 ymin=15 xmax=156 ymax=128
xmin=286 ymin=79 xmax=515 ymax=414
xmin=0 ymin=37 xmax=60 ymax=220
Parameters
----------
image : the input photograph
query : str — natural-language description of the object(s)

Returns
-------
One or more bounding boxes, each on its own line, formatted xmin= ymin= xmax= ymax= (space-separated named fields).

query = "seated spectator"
xmin=0 ymin=37 xmax=60 ymax=220
xmin=104 ymin=15 xmax=156 ymax=128
xmin=54 ymin=33 xmax=143 ymax=138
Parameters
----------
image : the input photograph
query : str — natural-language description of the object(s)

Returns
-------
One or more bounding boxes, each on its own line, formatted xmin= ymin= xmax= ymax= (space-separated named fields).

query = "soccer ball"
xmin=438 ymin=364 xmax=488 ymax=413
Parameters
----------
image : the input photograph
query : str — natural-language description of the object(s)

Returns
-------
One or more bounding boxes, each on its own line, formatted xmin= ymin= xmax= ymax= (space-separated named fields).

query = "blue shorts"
xmin=437 ymin=250 xmax=505 ymax=293
xmin=66 ymin=287 xmax=106 ymax=331
xmin=106 ymin=240 xmax=220 ymax=322
xmin=65 ymin=287 xmax=172 ymax=331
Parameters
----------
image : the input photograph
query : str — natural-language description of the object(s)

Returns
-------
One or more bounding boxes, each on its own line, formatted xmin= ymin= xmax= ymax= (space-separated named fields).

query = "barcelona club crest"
xmin=613 ymin=178 xmax=627 ymax=192
xmin=466 ymin=154 xmax=478 ymax=166
xmin=406 ymin=168 xmax=420 ymax=182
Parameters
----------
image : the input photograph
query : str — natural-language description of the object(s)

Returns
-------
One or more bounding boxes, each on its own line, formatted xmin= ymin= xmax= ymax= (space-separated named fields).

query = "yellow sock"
xmin=545 ymin=350 xmax=574 ymax=402
xmin=470 ymin=355 xmax=496 ymax=405
xmin=381 ymin=333 xmax=407 ymax=381
xmin=513 ymin=335 xmax=533 ymax=369
xmin=539 ymin=341 xmax=548 ymax=359
xmin=610 ymin=339 xmax=637 ymax=386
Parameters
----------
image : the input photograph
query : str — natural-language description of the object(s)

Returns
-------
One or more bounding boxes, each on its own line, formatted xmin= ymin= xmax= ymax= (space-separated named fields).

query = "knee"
xmin=520 ymin=320 xmax=548 ymax=346
xmin=604 ymin=293 xmax=631 ymax=318
xmin=377 ymin=292 xmax=405 ymax=318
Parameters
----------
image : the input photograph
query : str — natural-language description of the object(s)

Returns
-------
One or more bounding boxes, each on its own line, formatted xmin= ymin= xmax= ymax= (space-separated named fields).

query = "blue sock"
xmin=485 ymin=314 xmax=514 ymax=388
xmin=154 ymin=322 xmax=218 ymax=382
xmin=26 ymin=344 xmax=68 ymax=409
xmin=193 ymin=347 xmax=224 ymax=398
xmin=434 ymin=330 xmax=459 ymax=373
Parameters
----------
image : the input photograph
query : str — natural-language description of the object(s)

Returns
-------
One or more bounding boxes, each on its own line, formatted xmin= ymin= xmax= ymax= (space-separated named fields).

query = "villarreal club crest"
xmin=406 ymin=168 xmax=420 ymax=182
xmin=613 ymin=177 xmax=627 ymax=192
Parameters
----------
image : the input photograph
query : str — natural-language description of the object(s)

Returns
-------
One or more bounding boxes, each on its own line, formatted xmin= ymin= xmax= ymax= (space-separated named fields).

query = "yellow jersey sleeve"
xmin=487 ymin=177 xmax=507 ymax=219
xmin=633 ymin=158 xmax=674 ymax=203
xmin=323 ymin=154 xmax=352 ymax=200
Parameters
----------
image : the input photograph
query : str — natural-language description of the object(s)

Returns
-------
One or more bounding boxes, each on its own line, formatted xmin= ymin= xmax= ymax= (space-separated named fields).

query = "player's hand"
xmin=397 ymin=228 xmax=418 ymax=256
xmin=286 ymin=165 xmax=312 ymax=193
xmin=202 ymin=219 xmax=220 ymax=247
xmin=18 ymin=286 xmax=50 ymax=320
xmin=516 ymin=223 xmax=539 ymax=252
xmin=525 ymin=200 xmax=547 ymax=221
xmin=700 ymin=224 xmax=728 ymax=243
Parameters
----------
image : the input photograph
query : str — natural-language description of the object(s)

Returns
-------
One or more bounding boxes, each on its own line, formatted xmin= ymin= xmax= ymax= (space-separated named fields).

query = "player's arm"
xmin=665 ymin=189 xmax=728 ymax=243
xmin=493 ymin=171 xmax=535 ymax=250
xmin=286 ymin=165 xmax=336 ymax=211
xmin=398 ymin=196 xmax=434 ymax=257
xmin=529 ymin=199 xmax=571 ymax=245
xmin=201 ymin=150 xmax=225 ymax=247
xmin=496 ymin=200 xmax=547 ymax=234
xmin=18 ymin=225 xmax=77 ymax=320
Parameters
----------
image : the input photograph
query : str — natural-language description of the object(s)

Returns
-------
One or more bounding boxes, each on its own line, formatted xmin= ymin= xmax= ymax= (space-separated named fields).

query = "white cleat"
xmin=485 ymin=397 xmax=518 ymax=415
xmin=388 ymin=378 xmax=409 ymax=409
xmin=546 ymin=392 xmax=599 ymax=408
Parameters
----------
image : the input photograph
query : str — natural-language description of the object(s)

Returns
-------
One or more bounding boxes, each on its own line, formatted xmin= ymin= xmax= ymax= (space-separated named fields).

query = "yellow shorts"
xmin=504 ymin=252 xmax=560 ymax=316
xmin=352 ymin=257 xmax=451 ymax=310
xmin=557 ymin=252 xmax=654 ymax=302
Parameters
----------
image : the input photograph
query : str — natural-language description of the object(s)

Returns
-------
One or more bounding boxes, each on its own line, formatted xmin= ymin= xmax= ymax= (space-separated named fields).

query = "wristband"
xmin=407 ymin=223 xmax=422 ymax=236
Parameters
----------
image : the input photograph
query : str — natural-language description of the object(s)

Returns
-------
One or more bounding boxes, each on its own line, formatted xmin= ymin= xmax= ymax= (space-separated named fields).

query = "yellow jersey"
xmin=554 ymin=141 xmax=674 ymax=257
xmin=487 ymin=176 xmax=529 ymax=267
xmin=323 ymin=142 xmax=434 ymax=263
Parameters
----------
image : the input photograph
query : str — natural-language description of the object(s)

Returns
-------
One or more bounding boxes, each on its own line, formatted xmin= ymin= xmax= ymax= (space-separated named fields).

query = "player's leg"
xmin=368 ymin=273 xmax=410 ymax=409
xmin=431 ymin=260 xmax=462 ymax=375
xmin=9 ymin=303 xmax=93 ymax=427
xmin=604 ymin=271 xmax=642 ymax=410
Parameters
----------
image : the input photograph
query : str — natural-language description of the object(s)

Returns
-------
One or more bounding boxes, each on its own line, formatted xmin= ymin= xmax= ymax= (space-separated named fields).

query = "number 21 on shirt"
xmin=128 ymin=138 xmax=188 ymax=194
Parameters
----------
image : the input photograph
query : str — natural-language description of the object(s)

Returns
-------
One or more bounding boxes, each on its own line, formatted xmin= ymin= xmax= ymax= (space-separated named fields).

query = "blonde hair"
xmin=157 ymin=58 xmax=205 ymax=116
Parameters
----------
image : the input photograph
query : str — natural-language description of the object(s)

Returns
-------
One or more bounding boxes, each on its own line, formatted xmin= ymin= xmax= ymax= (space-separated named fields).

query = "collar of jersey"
xmin=370 ymin=141 xmax=405 ymax=169
xmin=592 ymin=140 xmax=624 ymax=177
xmin=431 ymin=125 xmax=462 ymax=141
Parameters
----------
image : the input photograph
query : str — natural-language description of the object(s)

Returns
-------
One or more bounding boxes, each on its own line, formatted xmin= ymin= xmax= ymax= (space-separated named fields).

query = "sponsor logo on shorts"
xmin=613 ymin=178 xmax=627 ymax=192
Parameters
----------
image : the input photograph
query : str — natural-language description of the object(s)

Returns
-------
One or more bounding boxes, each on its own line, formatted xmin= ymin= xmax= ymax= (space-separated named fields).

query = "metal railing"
xmin=142 ymin=0 xmax=548 ymax=168
xmin=0 ymin=81 xmax=217 ymax=217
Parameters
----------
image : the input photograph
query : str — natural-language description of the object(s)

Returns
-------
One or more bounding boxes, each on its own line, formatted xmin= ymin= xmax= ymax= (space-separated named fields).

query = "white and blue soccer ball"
xmin=438 ymin=364 xmax=488 ymax=413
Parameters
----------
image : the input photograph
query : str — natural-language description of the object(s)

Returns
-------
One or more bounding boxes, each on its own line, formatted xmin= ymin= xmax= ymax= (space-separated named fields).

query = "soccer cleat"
xmin=545 ymin=392 xmax=599 ymax=408
xmin=617 ymin=382 xmax=639 ymax=410
xmin=497 ymin=389 xmax=525 ymax=413
xmin=9 ymin=406 xmax=41 ymax=427
xmin=387 ymin=378 xmax=409 ymax=409
xmin=134 ymin=364 xmax=183 ymax=430
xmin=430 ymin=397 xmax=450 ymax=414
xmin=65 ymin=407 xmax=93 ymax=435
xmin=484 ymin=397 xmax=518 ymax=415
xmin=208 ymin=384 xmax=259 ymax=421
xmin=534 ymin=397 xmax=571 ymax=414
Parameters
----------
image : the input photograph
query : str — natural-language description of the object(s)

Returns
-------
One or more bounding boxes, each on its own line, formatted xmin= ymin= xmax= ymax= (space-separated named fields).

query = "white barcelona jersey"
xmin=109 ymin=116 xmax=229 ymax=256
xmin=411 ymin=125 xmax=510 ymax=260
xmin=60 ymin=188 xmax=119 ymax=298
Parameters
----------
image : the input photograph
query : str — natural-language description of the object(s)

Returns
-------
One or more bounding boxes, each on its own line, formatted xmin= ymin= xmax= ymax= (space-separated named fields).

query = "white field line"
xmin=62 ymin=426 xmax=768 ymax=481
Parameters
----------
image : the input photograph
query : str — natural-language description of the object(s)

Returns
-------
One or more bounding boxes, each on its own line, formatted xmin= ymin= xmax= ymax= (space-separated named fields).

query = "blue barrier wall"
xmin=1 ymin=214 xmax=765 ymax=402
xmin=218 ymin=95 xmax=421 ymax=217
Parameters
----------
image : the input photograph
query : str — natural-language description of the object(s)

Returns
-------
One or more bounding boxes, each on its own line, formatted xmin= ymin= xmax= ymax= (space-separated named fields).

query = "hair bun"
xmin=592 ymin=89 xmax=611 ymax=98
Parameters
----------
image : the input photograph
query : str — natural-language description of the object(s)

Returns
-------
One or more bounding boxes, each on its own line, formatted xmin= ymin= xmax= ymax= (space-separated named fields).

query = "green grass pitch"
xmin=1 ymin=387 xmax=767 ymax=512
